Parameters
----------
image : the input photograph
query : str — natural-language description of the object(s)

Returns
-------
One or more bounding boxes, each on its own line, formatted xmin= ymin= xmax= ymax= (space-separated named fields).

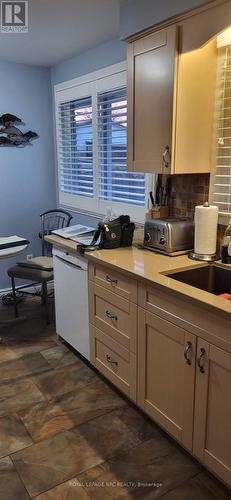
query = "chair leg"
xmin=42 ymin=281 xmax=50 ymax=325
xmin=41 ymin=282 xmax=45 ymax=305
xmin=11 ymin=277 xmax=19 ymax=318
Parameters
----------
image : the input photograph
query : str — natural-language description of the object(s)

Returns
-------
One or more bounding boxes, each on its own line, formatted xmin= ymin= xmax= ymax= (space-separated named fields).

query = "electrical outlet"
xmin=26 ymin=254 xmax=33 ymax=260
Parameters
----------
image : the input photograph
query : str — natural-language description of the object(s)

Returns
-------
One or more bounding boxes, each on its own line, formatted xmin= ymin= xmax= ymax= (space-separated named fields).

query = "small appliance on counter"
xmin=143 ymin=218 xmax=194 ymax=255
xmin=189 ymin=202 xmax=219 ymax=262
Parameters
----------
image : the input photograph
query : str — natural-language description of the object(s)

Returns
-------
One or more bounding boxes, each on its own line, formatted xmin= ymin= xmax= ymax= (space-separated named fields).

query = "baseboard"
xmin=0 ymin=280 xmax=54 ymax=297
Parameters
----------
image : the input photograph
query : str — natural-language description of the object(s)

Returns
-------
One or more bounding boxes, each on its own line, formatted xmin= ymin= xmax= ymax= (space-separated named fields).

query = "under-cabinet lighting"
xmin=217 ymin=27 xmax=231 ymax=48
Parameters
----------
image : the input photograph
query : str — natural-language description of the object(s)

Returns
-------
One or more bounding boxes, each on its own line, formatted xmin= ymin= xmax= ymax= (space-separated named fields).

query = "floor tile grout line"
xmin=155 ymin=471 xmax=203 ymax=500
xmin=32 ymin=374 xmax=104 ymax=403
xmin=0 ymin=365 xmax=114 ymax=419
xmin=77 ymin=465 xmax=202 ymax=500
xmin=8 ymin=454 xmax=32 ymax=499
xmin=29 ymin=471 xmax=92 ymax=498
xmin=0 ymin=395 xmax=47 ymax=420
xmin=14 ymin=400 xmax=128 ymax=447
xmin=8 ymin=414 xmax=158 ymax=497
xmin=25 ymin=434 xmax=154 ymax=499
xmin=0 ymin=352 xmax=94 ymax=393
xmin=0 ymin=440 xmax=34 ymax=462
xmin=0 ymin=368 xmax=54 ymax=387
xmin=28 ymin=372 xmax=59 ymax=403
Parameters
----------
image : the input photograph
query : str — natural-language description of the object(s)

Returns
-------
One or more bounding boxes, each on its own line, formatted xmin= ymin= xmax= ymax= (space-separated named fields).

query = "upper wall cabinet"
xmin=127 ymin=26 xmax=177 ymax=174
xmin=127 ymin=18 xmax=218 ymax=174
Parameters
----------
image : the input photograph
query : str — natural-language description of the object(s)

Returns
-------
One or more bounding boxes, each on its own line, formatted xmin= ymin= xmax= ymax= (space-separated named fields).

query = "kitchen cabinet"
xmin=193 ymin=338 xmax=231 ymax=486
xmin=127 ymin=26 xmax=177 ymax=174
xmin=90 ymin=325 xmax=137 ymax=401
xmin=46 ymin=233 xmax=231 ymax=490
xmin=127 ymin=21 xmax=217 ymax=174
xmin=88 ymin=281 xmax=137 ymax=353
xmin=88 ymin=262 xmax=137 ymax=401
xmin=88 ymin=258 xmax=231 ymax=489
xmin=137 ymin=307 xmax=196 ymax=451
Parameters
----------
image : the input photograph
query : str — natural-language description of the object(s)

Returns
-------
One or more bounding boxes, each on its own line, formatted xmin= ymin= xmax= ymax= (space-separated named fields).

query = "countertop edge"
xmin=45 ymin=234 xmax=231 ymax=318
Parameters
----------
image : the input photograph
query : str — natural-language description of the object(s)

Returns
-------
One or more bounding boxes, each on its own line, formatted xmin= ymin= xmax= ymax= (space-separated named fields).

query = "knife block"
xmin=145 ymin=206 xmax=169 ymax=220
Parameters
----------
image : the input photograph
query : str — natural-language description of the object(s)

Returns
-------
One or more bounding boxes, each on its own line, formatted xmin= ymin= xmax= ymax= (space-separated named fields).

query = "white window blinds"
xmin=210 ymin=45 xmax=231 ymax=214
xmin=98 ymin=88 xmax=145 ymax=206
xmin=58 ymin=97 xmax=93 ymax=198
xmin=55 ymin=63 xmax=150 ymax=221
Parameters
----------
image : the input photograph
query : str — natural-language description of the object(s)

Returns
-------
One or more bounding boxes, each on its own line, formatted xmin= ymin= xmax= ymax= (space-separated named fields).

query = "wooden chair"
xmin=7 ymin=209 xmax=72 ymax=324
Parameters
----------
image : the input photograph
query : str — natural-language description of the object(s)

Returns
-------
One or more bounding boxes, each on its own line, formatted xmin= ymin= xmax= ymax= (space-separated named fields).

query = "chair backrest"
xmin=40 ymin=209 xmax=72 ymax=255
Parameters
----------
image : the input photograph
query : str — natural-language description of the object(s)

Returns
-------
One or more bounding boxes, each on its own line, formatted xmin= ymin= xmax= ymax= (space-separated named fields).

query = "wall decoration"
xmin=0 ymin=113 xmax=38 ymax=147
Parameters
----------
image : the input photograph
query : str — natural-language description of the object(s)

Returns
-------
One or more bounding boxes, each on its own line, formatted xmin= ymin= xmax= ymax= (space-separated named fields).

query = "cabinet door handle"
xmin=197 ymin=347 xmax=206 ymax=373
xmin=106 ymin=310 xmax=118 ymax=321
xmin=163 ymin=145 xmax=171 ymax=168
xmin=106 ymin=354 xmax=118 ymax=366
xmin=106 ymin=275 xmax=118 ymax=285
xmin=184 ymin=341 xmax=192 ymax=365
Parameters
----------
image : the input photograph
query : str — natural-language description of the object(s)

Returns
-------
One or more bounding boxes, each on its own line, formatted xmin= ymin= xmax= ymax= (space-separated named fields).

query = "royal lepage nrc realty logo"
xmin=1 ymin=1 xmax=28 ymax=32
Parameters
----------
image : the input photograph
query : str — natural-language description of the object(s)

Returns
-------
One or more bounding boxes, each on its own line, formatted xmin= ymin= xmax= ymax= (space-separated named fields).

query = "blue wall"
xmin=51 ymin=38 xmax=127 ymax=86
xmin=120 ymin=0 xmax=213 ymax=39
xmin=0 ymin=61 xmax=56 ymax=289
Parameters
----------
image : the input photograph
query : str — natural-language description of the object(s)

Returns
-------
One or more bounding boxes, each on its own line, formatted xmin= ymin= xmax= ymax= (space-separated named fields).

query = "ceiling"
xmin=0 ymin=0 xmax=121 ymax=67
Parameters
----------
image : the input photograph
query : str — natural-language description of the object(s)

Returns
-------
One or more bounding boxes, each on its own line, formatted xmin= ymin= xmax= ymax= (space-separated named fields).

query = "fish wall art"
xmin=0 ymin=114 xmax=38 ymax=147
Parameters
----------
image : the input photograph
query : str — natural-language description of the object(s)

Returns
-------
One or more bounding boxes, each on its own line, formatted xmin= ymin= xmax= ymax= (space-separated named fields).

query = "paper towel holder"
xmin=189 ymin=202 xmax=219 ymax=262
xmin=188 ymin=251 xmax=218 ymax=262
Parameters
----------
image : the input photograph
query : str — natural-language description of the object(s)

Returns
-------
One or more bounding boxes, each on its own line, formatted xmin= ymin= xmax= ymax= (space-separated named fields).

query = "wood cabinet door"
xmin=138 ymin=308 xmax=196 ymax=450
xmin=127 ymin=26 xmax=178 ymax=173
xmin=193 ymin=339 xmax=231 ymax=487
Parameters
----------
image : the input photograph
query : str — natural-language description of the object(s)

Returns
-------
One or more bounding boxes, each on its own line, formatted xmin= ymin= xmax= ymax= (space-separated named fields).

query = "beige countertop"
xmin=45 ymin=234 xmax=231 ymax=317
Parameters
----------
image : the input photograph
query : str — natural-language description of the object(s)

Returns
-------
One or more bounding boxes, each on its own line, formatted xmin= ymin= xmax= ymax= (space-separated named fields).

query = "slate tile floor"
xmin=0 ymin=296 xmax=230 ymax=499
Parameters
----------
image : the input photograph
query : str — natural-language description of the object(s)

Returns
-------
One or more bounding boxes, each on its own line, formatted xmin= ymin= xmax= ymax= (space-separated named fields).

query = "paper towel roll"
xmin=194 ymin=203 xmax=218 ymax=255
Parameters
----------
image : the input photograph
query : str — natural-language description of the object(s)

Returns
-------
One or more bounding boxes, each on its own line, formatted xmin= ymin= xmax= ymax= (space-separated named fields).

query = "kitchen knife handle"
xmin=149 ymin=191 xmax=155 ymax=207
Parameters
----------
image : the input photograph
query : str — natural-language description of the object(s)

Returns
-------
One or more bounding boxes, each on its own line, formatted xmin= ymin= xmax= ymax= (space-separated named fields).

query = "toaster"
xmin=144 ymin=218 xmax=194 ymax=255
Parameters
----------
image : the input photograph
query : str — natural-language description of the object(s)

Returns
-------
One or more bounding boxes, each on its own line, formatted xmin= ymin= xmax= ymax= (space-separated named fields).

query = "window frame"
xmin=55 ymin=62 xmax=152 ymax=223
xmin=209 ymin=43 xmax=231 ymax=224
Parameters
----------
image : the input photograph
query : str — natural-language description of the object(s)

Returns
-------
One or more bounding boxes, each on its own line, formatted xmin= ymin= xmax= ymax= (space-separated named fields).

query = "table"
xmin=0 ymin=239 xmax=29 ymax=327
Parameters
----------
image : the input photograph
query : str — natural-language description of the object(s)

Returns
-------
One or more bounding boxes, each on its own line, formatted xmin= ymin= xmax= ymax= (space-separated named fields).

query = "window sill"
xmin=59 ymin=203 xmax=145 ymax=227
xmin=59 ymin=204 xmax=103 ymax=220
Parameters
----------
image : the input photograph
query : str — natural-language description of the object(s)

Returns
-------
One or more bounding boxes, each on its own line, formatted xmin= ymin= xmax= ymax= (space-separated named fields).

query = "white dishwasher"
xmin=53 ymin=247 xmax=89 ymax=360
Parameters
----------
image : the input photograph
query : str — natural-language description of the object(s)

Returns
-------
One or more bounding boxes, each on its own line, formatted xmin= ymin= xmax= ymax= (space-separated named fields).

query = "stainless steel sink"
xmin=166 ymin=265 xmax=231 ymax=296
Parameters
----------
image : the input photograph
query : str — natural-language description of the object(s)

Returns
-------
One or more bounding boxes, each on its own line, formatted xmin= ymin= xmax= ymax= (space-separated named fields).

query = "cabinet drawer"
xmin=89 ymin=282 xmax=137 ymax=353
xmin=90 ymin=325 xmax=136 ymax=401
xmin=89 ymin=263 xmax=137 ymax=303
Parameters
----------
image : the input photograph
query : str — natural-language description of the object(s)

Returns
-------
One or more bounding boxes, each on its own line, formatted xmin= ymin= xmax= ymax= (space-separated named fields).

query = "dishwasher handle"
xmin=54 ymin=254 xmax=86 ymax=271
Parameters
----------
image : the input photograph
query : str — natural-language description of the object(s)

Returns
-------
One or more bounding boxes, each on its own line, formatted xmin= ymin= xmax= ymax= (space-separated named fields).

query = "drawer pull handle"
xmin=106 ymin=354 xmax=118 ymax=366
xmin=106 ymin=275 xmax=118 ymax=285
xmin=106 ymin=310 xmax=118 ymax=321
xmin=184 ymin=341 xmax=192 ymax=365
xmin=197 ymin=348 xmax=206 ymax=373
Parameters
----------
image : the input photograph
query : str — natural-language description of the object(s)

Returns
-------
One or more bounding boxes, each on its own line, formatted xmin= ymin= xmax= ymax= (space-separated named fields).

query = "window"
xmin=55 ymin=63 xmax=151 ymax=221
xmin=98 ymin=88 xmax=145 ymax=207
xmin=59 ymin=97 xmax=93 ymax=198
xmin=210 ymin=42 xmax=231 ymax=216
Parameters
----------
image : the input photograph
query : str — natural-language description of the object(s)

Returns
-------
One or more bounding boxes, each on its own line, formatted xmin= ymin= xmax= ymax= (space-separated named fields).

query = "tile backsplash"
xmin=169 ymin=173 xmax=210 ymax=219
xmin=168 ymin=173 xmax=226 ymax=251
